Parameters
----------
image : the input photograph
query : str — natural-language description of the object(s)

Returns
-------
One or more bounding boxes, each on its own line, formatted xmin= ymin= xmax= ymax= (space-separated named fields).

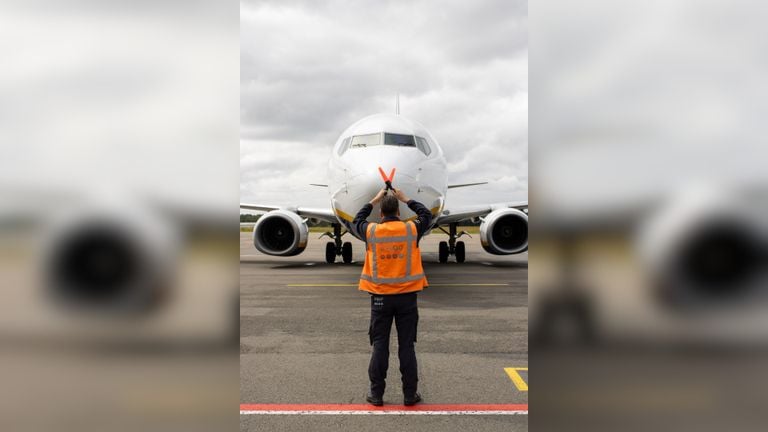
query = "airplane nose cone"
xmin=330 ymin=147 xmax=430 ymax=226
xmin=337 ymin=166 xmax=406 ymax=219
xmin=355 ymin=170 xmax=389 ymax=202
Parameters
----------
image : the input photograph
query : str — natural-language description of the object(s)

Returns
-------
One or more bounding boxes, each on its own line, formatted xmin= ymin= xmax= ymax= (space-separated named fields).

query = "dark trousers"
xmin=368 ymin=292 xmax=419 ymax=397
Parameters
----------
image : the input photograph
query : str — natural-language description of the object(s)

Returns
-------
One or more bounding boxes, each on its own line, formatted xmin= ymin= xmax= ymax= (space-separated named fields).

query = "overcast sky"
xmin=1 ymin=2 xmax=238 ymax=211
xmin=240 ymin=0 xmax=527 ymax=210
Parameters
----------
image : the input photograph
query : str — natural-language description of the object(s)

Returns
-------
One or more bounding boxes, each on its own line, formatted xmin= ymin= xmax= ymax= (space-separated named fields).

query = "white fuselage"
xmin=327 ymin=113 xmax=448 ymax=239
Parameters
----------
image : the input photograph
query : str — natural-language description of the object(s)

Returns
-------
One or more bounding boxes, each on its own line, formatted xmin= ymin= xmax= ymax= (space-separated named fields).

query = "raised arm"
xmin=352 ymin=188 xmax=387 ymax=240
xmin=393 ymin=189 xmax=432 ymax=240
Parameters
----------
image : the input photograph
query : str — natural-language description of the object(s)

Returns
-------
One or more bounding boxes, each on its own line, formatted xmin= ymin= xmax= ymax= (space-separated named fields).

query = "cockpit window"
xmin=350 ymin=133 xmax=381 ymax=148
xmin=337 ymin=137 xmax=351 ymax=156
xmin=384 ymin=133 xmax=415 ymax=147
xmin=415 ymin=136 xmax=432 ymax=156
xmin=348 ymin=132 xmax=429 ymax=153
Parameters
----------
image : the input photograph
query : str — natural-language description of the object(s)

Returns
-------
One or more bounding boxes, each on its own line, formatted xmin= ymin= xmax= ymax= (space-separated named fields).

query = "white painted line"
xmin=240 ymin=410 xmax=527 ymax=416
xmin=239 ymin=403 xmax=528 ymax=416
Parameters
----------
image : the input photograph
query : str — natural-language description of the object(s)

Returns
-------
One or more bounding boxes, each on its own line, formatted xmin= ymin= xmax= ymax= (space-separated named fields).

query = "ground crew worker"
xmin=352 ymin=188 xmax=432 ymax=407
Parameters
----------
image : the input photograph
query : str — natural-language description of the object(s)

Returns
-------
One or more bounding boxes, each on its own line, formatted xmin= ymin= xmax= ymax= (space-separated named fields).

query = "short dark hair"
xmin=380 ymin=194 xmax=399 ymax=217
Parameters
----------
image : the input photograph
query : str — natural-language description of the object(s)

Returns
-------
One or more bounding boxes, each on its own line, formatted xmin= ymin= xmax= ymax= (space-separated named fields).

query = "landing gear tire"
xmin=342 ymin=242 xmax=353 ymax=264
xmin=438 ymin=241 xmax=449 ymax=263
xmin=455 ymin=241 xmax=465 ymax=263
xmin=325 ymin=242 xmax=336 ymax=264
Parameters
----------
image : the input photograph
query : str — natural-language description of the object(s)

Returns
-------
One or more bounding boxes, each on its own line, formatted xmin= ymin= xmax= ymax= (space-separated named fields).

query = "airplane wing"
xmin=435 ymin=201 xmax=528 ymax=226
xmin=447 ymin=182 xmax=488 ymax=189
xmin=239 ymin=203 xmax=338 ymax=224
xmin=239 ymin=203 xmax=281 ymax=213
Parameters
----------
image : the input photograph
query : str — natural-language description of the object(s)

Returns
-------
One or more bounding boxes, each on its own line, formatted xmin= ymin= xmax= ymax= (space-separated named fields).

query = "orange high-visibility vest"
xmin=359 ymin=221 xmax=428 ymax=295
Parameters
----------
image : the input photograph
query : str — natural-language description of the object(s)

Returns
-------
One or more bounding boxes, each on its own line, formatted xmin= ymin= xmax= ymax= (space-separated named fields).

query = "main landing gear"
xmin=437 ymin=223 xmax=472 ymax=263
xmin=321 ymin=223 xmax=353 ymax=264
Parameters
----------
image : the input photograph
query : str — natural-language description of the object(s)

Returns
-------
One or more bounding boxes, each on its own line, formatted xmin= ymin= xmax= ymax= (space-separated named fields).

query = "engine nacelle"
xmin=638 ymin=189 xmax=768 ymax=307
xmin=480 ymin=208 xmax=529 ymax=254
xmin=43 ymin=205 xmax=178 ymax=315
xmin=253 ymin=210 xmax=308 ymax=256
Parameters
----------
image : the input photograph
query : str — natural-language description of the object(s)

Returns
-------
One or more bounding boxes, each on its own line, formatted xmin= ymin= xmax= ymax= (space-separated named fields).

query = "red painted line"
xmin=240 ymin=403 xmax=528 ymax=412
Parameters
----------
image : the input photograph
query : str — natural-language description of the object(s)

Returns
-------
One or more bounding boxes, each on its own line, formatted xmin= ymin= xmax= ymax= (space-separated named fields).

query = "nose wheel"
xmin=455 ymin=240 xmax=466 ymax=263
xmin=439 ymin=241 xmax=449 ymax=263
xmin=437 ymin=223 xmax=470 ymax=263
xmin=325 ymin=242 xmax=336 ymax=264
xmin=342 ymin=241 xmax=353 ymax=263
xmin=322 ymin=224 xmax=353 ymax=264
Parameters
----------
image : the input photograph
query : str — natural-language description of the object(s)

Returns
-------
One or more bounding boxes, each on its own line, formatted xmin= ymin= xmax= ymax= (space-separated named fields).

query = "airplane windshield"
xmin=350 ymin=133 xmax=381 ymax=148
xmin=337 ymin=137 xmax=351 ymax=155
xmin=415 ymin=136 xmax=431 ymax=155
xmin=384 ymin=133 xmax=416 ymax=147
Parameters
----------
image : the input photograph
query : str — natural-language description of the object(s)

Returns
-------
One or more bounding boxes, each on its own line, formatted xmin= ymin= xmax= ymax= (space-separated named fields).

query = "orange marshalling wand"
xmin=377 ymin=167 xmax=396 ymax=190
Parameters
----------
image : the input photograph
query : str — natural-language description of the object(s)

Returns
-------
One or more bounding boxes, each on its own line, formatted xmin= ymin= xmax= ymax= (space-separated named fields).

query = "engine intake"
xmin=44 ymin=212 xmax=176 ymax=315
xmin=638 ymin=190 xmax=768 ymax=308
xmin=253 ymin=210 xmax=308 ymax=256
xmin=480 ymin=208 xmax=529 ymax=254
xmin=643 ymin=215 xmax=767 ymax=307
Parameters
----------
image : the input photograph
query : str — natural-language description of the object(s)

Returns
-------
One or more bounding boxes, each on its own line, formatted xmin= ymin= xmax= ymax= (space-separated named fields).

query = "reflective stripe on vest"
xmin=365 ymin=222 xmax=424 ymax=284
xmin=360 ymin=273 xmax=425 ymax=283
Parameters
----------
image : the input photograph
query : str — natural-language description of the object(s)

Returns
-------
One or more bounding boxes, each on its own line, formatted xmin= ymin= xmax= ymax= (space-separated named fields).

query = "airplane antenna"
xmin=396 ymin=93 xmax=400 ymax=115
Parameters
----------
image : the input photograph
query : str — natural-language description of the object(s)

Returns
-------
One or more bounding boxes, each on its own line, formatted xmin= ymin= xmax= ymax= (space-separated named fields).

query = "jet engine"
xmin=43 ymin=206 xmax=178 ymax=315
xmin=638 ymin=189 xmax=768 ymax=308
xmin=480 ymin=208 xmax=529 ymax=254
xmin=252 ymin=210 xmax=308 ymax=256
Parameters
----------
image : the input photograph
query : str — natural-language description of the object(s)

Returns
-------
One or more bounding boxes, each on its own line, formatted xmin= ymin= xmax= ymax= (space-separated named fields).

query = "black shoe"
xmin=366 ymin=391 xmax=383 ymax=406
xmin=404 ymin=393 xmax=422 ymax=406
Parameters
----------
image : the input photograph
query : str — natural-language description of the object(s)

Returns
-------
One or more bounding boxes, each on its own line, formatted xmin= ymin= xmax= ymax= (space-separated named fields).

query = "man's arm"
xmin=407 ymin=200 xmax=432 ymax=240
xmin=392 ymin=189 xmax=432 ymax=240
xmin=352 ymin=188 xmax=387 ymax=240
xmin=351 ymin=204 xmax=372 ymax=240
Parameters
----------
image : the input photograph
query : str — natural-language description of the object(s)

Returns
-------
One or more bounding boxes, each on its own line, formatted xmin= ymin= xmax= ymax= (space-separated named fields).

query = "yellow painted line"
xmin=286 ymin=283 xmax=509 ymax=287
xmin=504 ymin=367 xmax=528 ymax=392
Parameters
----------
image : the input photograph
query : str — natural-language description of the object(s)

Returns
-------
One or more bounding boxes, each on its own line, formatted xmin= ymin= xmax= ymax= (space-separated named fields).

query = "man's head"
xmin=380 ymin=194 xmax=400 ymax=218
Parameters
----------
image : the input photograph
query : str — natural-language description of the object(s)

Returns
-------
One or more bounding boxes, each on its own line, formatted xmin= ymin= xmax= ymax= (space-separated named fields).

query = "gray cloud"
xmin=0 ymin=1 xmax=239 ymax=207
xmin=241 ymin=0 xmax=527 ymax=208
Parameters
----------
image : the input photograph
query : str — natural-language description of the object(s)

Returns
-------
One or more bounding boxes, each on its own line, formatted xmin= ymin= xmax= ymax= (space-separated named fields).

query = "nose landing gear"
xmin=437 ymin=223 xmax=471 ymax=263
xmin=321 ymin=223 xmax=353 ymax=264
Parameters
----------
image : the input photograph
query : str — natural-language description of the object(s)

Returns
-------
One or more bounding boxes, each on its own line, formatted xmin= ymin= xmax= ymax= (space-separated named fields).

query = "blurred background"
xmin=0 ymin=1 xmax=239 ymax=431
xmin=531 ymin=0 xmax=768 ymax=430
xmin=7 ymin=0 xmax=768 ymax=430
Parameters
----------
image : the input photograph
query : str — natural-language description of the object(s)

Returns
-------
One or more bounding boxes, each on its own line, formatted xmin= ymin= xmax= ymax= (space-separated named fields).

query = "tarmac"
xmin=240 ymin=231 xmax=528 ymax=432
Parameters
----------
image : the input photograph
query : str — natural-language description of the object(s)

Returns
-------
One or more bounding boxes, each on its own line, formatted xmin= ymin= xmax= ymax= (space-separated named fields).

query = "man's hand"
xmin=369 ymin=188 xmax=388 ymax=205
xmin=393 ymin=188 xmax=409 ymax=203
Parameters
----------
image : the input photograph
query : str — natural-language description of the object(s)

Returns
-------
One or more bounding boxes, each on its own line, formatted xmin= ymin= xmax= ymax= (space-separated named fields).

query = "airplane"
xmin=240 ymin=112 xmax=528 ymax=263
